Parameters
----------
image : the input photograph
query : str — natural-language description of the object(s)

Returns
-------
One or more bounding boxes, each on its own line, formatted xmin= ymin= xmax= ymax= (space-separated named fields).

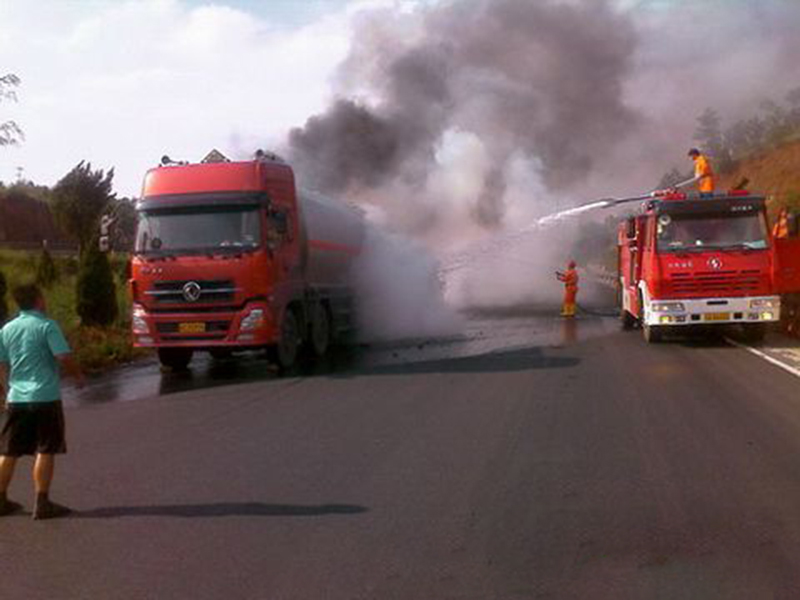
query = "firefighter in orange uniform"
xmin=687 ymin=148 xmax=715 ymax=193
xmin=773 ymin=207 xmax=790 ymax=239
xmin=557 ymin=261 xmax=579 ymax=317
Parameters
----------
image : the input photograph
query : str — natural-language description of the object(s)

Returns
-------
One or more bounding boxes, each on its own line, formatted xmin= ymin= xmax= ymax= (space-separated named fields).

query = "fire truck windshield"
xmin=656 ymin=212 xmax=768 ymax=253
xmin=135 ymin=206 xmax=261 ymax=254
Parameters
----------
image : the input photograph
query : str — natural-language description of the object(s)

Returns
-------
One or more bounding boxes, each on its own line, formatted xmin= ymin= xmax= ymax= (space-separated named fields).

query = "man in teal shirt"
xmin=0 ymin=284 xmax=84 ymax=519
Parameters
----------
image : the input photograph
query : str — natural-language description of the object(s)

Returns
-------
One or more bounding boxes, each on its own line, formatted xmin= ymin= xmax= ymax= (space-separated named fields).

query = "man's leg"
xmin=32 ymin=454 xmax=70 ymax=520
xmin=0 ymin=455 xmax=22 ymax=515
xmin=33 ymin=453 xmax=54 ymax=493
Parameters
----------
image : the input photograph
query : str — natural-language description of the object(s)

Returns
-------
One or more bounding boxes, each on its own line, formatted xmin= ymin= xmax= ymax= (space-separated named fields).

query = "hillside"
xmin=717 ymin=140 xmax=800 ymax=210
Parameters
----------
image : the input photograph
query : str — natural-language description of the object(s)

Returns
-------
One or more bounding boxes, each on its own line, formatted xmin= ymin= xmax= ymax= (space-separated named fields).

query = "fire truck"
xmin=617 ymin=190 xmax=800 ymax=343
xmin=129 ymin=151 xmax=364 ymax=369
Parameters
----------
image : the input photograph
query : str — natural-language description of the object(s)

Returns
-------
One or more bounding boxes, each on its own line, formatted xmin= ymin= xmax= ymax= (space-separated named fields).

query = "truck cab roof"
xmin=645 ymin=191 xmax=766 ymax=217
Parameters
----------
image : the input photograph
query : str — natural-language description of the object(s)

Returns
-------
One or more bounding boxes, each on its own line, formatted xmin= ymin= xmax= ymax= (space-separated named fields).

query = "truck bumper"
xmin=642 ymin=295 xmax=780 ymax=327
xmin=131 ymin=302 xmax=278 ymax=349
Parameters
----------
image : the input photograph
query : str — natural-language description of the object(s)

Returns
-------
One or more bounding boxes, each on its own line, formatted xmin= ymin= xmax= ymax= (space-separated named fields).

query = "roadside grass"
xmin=0 ymin=249 xmax=149 ymax=372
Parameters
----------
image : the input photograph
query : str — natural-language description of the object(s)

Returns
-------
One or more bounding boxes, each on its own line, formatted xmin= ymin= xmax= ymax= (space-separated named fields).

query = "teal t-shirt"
xmin=0 ymin=311 xmax=71 ymax=404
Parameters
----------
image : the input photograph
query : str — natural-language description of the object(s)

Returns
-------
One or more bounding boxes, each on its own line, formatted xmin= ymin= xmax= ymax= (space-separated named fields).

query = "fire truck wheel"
xmin=309 ymin=303 xmax=331 ymax=358
xmin=273 ymin=309 xmax=300 ymax=371
xmin=620 ymin=309 xmax=636 ymax=330
xmin=158 ymin=348 xmax=194 ymax=370
xmin=643 ymin=323 xmax=662 ymax=343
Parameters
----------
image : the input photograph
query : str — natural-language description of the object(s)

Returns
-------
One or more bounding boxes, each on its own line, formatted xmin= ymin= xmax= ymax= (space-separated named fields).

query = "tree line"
xmin=0 ymin=163 xmax=138 ymax=328
xmin=659 ymin=85 xmax=800 ymax=189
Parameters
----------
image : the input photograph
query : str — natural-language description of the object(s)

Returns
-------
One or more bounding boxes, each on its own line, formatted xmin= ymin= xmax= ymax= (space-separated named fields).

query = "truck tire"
xmin=620 ymin=309 xmax=636 ymax=330
xmin=158 ymin=348 xmax=193 ymax=370
xmin=309 ymin=303 xmax=331 ymax=358
xmin=271 ymin=309 xmax=300 ymax=371
xmin=643 ymin=323 xmax=662 ymax=343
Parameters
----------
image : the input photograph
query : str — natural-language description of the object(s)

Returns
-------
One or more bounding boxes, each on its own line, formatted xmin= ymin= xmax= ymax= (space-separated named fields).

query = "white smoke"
xmin=352 ymin=226 xmax=464 ymax=342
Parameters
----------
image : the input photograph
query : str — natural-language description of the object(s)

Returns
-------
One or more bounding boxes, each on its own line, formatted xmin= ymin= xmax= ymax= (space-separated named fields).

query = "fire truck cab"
xmin=618 ymin=190 xmax=790 ymax=343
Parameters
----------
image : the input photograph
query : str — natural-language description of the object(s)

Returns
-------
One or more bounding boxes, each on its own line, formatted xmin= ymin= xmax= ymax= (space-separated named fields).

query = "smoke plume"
xmin=288 ymin=0 xmax=639 ymax=239
xmin=284 ymin=0 xmax=800 ymax=317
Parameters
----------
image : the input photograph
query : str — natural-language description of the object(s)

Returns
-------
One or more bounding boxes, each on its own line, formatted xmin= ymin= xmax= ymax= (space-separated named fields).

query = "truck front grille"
xmin=667 ymin=270 xmax=763 ymax=297
xmin=146 ymin=279 xmax=237 ymax=305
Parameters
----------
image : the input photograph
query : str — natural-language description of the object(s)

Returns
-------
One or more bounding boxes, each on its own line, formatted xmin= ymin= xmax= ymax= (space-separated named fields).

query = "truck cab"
xmin=618 ymin=191 xmax=781 ymax=342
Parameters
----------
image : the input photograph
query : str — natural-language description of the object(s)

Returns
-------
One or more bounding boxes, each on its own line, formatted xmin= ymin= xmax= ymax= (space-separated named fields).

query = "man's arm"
xmin=57 ymin=354 xmax=85 ymax=389
xmin=0 ymin=362 xmax=8 ymax=407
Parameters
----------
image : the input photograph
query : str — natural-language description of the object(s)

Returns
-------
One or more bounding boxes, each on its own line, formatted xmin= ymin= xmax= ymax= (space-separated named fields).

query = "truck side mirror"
xmin=273 ymin=212 xmax=288 ymax=235
xmin=626 ymin=217 xmax=636 ymax=240
xmin=99 ymin=214 xmax=115 ymax=253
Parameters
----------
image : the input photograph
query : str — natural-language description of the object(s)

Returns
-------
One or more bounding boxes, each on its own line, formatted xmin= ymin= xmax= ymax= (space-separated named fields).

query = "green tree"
xmin=694 ymin=107 xmax=734 ymax=173
xmin=760 ymin=99 xmax=794 ymax=148
xmin=76 ymin=238 xmax=118 ymax=327
xmin=724 ymin=116 xmax=766 ymax=160
xmin=0 ymin=73 xmax=23 ymax=147
xmin=657 ymin=167 xmax=690 ymax=189
xmin=51 ymin=161 xmax=116 ymax=256
xmin=108 ymin=197 xmax=138 ymax=251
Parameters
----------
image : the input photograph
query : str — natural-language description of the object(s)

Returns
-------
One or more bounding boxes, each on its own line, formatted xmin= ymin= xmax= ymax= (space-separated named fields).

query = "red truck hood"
xmin=656 ymin=249 xmax=773 ymax=299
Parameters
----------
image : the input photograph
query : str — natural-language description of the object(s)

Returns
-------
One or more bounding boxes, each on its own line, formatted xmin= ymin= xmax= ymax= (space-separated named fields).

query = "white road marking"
xmin=726 ymin=337 xmax=800 ymax=380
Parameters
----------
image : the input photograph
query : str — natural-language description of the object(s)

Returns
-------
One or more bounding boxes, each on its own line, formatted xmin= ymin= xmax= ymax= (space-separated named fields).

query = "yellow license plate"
xmin=179 ymin=322 xmax=206 ymax=334
xmin=704 ymin=312 xmax=730 ymax=322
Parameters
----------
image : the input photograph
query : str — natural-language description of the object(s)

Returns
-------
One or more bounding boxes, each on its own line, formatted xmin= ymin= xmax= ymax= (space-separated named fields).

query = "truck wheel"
xmin=158 ymin=348 xmax=193 ymax=370
xmin=643 ymin=323 xmax=662 ymax=343
xmin=620 ymin=309 xmax=636 ymax=330
xmin=740 ymin=323 xmax=767 ymax=343
xmin=309 ymin=304 xmax=331 ymax=358
xmin=272 ymin=309 xmax=300 ymax=371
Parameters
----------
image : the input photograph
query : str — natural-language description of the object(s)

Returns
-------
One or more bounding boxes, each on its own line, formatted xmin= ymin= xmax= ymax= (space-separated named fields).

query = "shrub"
xmin=76 ymin=240 xmax=118 ymax=327
xmin=0 ymin=269 xmax=7 ymax=325
xmin=36 ymin=247 xmax=59 ymax=288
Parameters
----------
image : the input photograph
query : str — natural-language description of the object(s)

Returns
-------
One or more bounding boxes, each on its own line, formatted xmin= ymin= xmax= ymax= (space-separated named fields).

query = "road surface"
xmin=3 ymin=307 xmax=800 ymax=599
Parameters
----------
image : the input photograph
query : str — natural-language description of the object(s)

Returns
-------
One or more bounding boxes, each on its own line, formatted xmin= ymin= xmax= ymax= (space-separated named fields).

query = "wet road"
xmin=5 ymin=307 xmax=800 ymax=599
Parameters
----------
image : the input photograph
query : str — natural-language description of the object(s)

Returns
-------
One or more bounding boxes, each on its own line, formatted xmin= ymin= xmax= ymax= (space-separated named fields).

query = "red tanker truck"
xmin=617 ymin=189 xmax=800 ymax=343
xmin=130 ymin=151 xmax=364 ymax=370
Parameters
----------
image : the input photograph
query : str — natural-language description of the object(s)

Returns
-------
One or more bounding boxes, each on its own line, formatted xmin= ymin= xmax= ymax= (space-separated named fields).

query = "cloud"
xmin=0 ymin=0 xmax=360 ymax=195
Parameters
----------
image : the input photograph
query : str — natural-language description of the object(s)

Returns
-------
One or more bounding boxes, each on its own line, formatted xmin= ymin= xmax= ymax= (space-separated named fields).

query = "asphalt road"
xmin=3 ymin=309 xmax=800 ymax=599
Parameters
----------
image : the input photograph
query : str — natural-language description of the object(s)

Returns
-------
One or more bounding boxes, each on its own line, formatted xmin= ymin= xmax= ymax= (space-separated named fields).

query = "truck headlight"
xmin=750 ymin=298 xmax=778 ymax=309
xmin=132 ymin=304 xmax=149 ymax=334
xmin=240 ymin=308 xmax=265 ymax=331
xmin=651 ymin=302 xmax=685 ymax=313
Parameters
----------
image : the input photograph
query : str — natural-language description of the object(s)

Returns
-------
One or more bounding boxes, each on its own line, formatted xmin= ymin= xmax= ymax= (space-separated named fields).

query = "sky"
xmin=2 ymin=0 xmax=800 ymax=206
xmin=0 ymin=0 xmax=388 ymax=196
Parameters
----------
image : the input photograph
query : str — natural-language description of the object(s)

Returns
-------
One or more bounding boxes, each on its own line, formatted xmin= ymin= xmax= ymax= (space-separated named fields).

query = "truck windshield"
xmin=135 ymin=207 xmax=261 ymax=254
xmin=656 ymin=212 xmax=768 ymax=252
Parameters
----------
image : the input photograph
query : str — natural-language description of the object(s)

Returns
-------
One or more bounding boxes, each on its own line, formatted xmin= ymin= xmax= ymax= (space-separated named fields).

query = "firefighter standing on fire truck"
xmin=557 ymin=261 xmax=579 ymax=318
xmin=687 ymin=148 xmax=716 ymax=193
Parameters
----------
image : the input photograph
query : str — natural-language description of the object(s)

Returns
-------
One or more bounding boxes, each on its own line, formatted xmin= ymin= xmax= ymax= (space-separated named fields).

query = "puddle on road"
xmin=62 ymin=307 xmax=616 ymax=407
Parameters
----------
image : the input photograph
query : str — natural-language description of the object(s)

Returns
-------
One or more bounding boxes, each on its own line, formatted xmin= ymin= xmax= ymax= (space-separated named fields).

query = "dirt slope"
xmin=717 ymin=140 xmax=800 ymax=205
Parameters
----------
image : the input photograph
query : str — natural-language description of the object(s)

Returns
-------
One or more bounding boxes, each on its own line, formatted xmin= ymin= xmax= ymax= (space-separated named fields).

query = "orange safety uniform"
xmin=692 ymin=153 xmax=715 ymax=193
xmin=773 ymin=207 xmax=789 ymax=238
xmin=557 ymin=263 xmax=579 ymax=317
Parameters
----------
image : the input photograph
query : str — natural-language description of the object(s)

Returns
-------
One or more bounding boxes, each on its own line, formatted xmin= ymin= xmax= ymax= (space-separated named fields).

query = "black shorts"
xmin=0 ymin=401 xmax=67 ymax=457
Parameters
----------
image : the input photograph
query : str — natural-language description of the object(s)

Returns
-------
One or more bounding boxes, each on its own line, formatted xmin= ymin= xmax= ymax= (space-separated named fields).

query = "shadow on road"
xmin=339 ymin=346 xmax=580 ymax=377
xmin=74 ymin=502 xmax=368 ymax=519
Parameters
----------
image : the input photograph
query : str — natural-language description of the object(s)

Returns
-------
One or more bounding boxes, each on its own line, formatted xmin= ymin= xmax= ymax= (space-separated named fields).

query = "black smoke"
xmin=287 ymin=0 xmax=639 ymax=233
